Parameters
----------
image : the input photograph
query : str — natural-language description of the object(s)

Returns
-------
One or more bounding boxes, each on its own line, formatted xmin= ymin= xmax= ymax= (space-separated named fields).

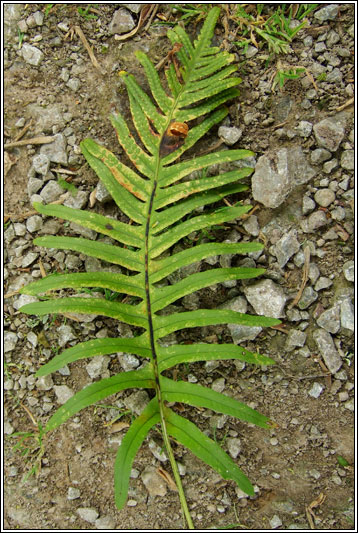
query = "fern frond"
xmin=19 ymin=7 xmax=281 ymax=523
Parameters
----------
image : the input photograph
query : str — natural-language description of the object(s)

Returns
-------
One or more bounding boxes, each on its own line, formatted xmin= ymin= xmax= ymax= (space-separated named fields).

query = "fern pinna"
xmin=20 ymin=8 xmax=280 ymax=527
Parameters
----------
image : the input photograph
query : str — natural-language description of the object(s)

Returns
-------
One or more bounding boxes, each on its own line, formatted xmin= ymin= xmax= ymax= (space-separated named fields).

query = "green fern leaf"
xmin=19 ymin=7 xmax=281 ymax=527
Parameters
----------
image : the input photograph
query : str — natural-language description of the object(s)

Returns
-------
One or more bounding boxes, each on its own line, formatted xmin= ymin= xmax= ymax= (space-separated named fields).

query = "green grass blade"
xmin=45 ymin=365 xmax=155 ymax=432
xmin=114 ymin=397 xmax=160 ymax=509
xmin=20 ymin=271 xmax=144 ymax=299
xmin=165 ymin=406 xmax=255 ymax=496
xmin=152 ymin=267 xmax=265 ymax=312
xmin=154 ymin=309 xmax=280 ymax=339
xmin=32 ymin=202 xmax=144 ymax=248
xmin=158 ymin=343 xmax=275 ymax=373
xmin=151 ymin=242 xmax=265 ymax=283
xmin=34 ymin=236 xmax=143 ymax=272
xmin=19 ymin=298 xmax=148 ymax=329
xmin=36 ymin=335 xmax=152 ymax=376
xmin=162 ymin=377 xmax=271 ymax=428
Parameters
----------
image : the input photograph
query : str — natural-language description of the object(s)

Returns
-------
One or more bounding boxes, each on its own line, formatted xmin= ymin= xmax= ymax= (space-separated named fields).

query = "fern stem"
xmin=159 ymin=406 xmax=195 ymax=529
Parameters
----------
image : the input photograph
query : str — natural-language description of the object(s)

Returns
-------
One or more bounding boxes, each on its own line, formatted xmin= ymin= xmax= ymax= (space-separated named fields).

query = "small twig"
xmin=52 ymin=167 xmax=78 ymax=175
xmin=335 ymin=97 xmax=354 ymax=111
xmin=289 ymin=245 xmax=310 ymax=309
xmin=4 ymin=136 xmax=56 ymax=149
xmin=75 ymin=25 xmax=100 ymax=69
xmin=14 ymin=119 xmax=34 ymax=142
xmin=196 ymin=139 xmax=224 ymax=156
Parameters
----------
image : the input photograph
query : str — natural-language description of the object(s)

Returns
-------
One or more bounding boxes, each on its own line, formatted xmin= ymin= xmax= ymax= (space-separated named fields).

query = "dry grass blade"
xmin=75 ymin=25 xmax=100 ymax=69
xmin=4 ymin=136 xmax=56 ymax=149
xmin=289 ymin=245 xmax=310 ymax=309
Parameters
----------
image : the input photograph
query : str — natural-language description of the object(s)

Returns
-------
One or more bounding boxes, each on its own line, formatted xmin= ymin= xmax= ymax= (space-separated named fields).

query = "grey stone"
xmin=316 ymin=305 xmax=341 ymax=334
xmin=323 ymin=158 xmax=338 ymax=174
xmin=218 ymin=126 xmax=243 ymax=146
xmin=302 ymin=195 xmax=316 ymax=215
xmin=326 ymin=68 xmax=343 ymax=83
xmin=308 ymin=263 xmax=320 ymax=284
xmin=40 ymin=133 xmax=68 ymax=165
xmin=272 ymin=229 xmax=300 ymax=268
xmin=314 ymin=276 xmax=333 ymax=291
xmin=67 ymin=487 xmax=81 ymax=500
xmin=314 ymin=4 xmax=339 ymax=22
xmin=86 ymin=355 xmax=110 ymax=379
xmin=39 ymin=180 xmax=64 ymax=203
xmin=314 ymin=188 xmax=335 ymax=207
xmin=343 ymin=261 xmax=354 ymax=282
xmin=22 ymin=252 xmax=39 ymax=268
xmin=221 ymin=296 xmax=262 ymax=342
xmin=245 ymin=45 xmax=258 ymax=58
xmin=95 ymin=516 xmax=116 ymax=530
xmin=308 ymin=382 xmax=324 ymax=398
xmin=26 ymin=215 xmax=43 ymax=233
xmin=21 ymin=43 xmax=44 ymax=66
xmin=148 ymin=439 xmax=168 ymax=462
xmin=64 ymin=254 xmax=82 ymax=269
xmin=124 ymin=390 xmax=149 ymax=415
xmin=313 ymin=118 xmax=345 ymax=152
xmin=305 ymin=210 xmax=329 ymax=232
xmin=54 ymin=385 xmax=75 ymax=404
xmin=57 ymin=324 xmax=77 ymax=347
xmin=13 ymin=293 xmax=38 ymax=311
xmin=69 ymin=222 xmax=96 ymax=240
xmin=252 ymin=147 xmax=316 ymax=208
xmin=297 ymin=287 xmax=318 ymax=309
xmin=95 ymin=181 xmax=112 ymax=203
xmin=313 ymin=329 xmax=342 ymax=374
xmin=296 ymin=121 xmax=312 ymax=137
xmin=341 ymin=150 xmax=354 ymax=170
xmin=32 ymin=154 xmax=50 ymax=175
xmin=141 ymin=466 xmax=167 ymax=497
xmin=77 ymin=508 xmax=99 ymax=524
xmin=118 ymin=353 xmax=140 ymax=371
xmin=4 ymin=331 xmax=18 ymax=352
xmin=243 ymin=215 xmax=259 ymax=236
xmin=36 ymin=375 xmax=54 ymax=391
xmin=27 ymin=177 xmax=44 ymax=197
xmin=326 ymin=30 xmax=340 ymax=47
xmin=122 ymin=4 xmax=144 ymax=14
xmin=227 ymin=437 xmax=242 ymax=459
xmin=285 ymin=330 xmax=306 ymax=351
xmin=340 ymin=298 xmax=354 ymax=331
xmin=212 ymin=377 xmax=225 ymax=393
xmin=64 ymin=190 xmax=88 ymax=209
xmin=270 ymin=515 xmax=283 ymax=529
xmin=109 ymin=8 xmax=135 ymax=34
xmin=27 ymin=104 xmax=64 ymax=135
xmin=243 ymin=279 xmax=287 ymax=318
xmin=13 ymin=223 xmax=26 ymax=236
xmin=66 ymin=78 xmax=81 ymax=91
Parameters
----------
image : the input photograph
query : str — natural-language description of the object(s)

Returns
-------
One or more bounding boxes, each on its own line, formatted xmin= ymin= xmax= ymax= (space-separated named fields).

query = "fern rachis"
xmin=19 ymin=8 xmax=280 ymax=528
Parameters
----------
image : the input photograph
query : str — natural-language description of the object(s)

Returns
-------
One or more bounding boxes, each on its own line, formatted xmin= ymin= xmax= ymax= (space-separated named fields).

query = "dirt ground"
xmin=4 ymin=4 xmax=355 ymax=531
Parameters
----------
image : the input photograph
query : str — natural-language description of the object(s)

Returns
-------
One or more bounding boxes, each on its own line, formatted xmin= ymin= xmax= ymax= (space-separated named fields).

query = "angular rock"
xmin=221 ymin=296 xmax=262 ymax=343
xmin=77 ymin=508 xmax=99 ymax=524
xmin=4 ymin=331 xmax=18 ymax=352
xmin=341 ymin=150 xmax=354 ymax=170
xmin=313 ymin=329 xmax=342 ymax=374
xmin=314 ymin=4 xmax=339 ymax=22
xmin=109 ymin=8 xmax=135 ymax=34
xmin=218 ymin=126 xmax=243 ymax=145
xmin=285 ymin=329 xmax=306 ymax=351
xmin=243 ymin=279 xmax=287 ymax=318
xmin=124 ymin=390 xmax=149 ymax=415
xmin=342 ymin=261 xmax=354 ymax=282
xmin=32 ymin=154 xmax=50 ymax=175
xmin=141 ymin=466 xmax=167 ymax=497
xmin=271 ymin=228 xmax=300 ymax=268
xmin=340 ymin=298 xmax=354 ymax=331
xmin=39 ymin=180 xmax=64 ymax=203
xmin=310 ymin=148 xmax=331 ymax=165
xmin=21 ymin=43 xmax=44 ymax=66
xmin=252 ymin=147 xmax=316 ymax=208
xmin=313 ymin=118 xmax=345 ymax=152
xmin=40 ymin=133 xmax=68 ymax=165
xmin=316 ymin=305 xmax=341 ymax=334
xmin=54 ymin=385 xmax=74 ymax=404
